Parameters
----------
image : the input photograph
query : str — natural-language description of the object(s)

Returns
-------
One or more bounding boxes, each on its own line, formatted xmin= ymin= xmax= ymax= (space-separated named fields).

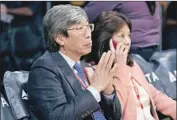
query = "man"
xmin=28 ymin=5 xmax=121 ymax=120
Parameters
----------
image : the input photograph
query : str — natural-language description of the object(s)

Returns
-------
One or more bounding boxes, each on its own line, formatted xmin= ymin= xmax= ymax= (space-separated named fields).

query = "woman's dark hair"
xmin=146 ymin=1 xmax=156 ymax=16
xmin=84 ymin=11 xmax=134 ymax=67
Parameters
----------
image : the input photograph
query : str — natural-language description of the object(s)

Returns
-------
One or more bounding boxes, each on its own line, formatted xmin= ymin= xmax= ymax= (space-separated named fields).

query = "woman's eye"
xmin=121 ymin=35 xmax=124 ymax=38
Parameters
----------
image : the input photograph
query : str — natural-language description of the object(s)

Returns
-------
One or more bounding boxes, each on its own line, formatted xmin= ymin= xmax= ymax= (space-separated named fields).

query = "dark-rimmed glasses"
xmin=67 ymin=23 xmax=94 ymax=32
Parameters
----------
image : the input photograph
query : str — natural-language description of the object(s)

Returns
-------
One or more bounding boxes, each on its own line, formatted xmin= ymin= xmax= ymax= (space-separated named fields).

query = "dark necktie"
xmin=73 ymin=62 xmax=106 ymax=120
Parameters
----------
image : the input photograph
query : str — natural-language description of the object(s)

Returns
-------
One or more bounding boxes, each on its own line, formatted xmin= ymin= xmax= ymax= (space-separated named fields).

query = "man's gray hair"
xmin=43 ymin=4 xmax=88 ymax=52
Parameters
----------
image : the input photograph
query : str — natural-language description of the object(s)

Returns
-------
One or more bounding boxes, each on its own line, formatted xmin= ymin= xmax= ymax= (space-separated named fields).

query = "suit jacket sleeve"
xmin=100 ymin=87 xmax=122 ymax=120
xmin=28 ymin=67 xmax=100 ymax=120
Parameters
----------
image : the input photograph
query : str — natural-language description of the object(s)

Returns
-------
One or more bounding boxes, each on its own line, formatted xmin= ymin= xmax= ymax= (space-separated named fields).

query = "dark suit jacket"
xmin=28 ymin=51 xmax=121 ymax=120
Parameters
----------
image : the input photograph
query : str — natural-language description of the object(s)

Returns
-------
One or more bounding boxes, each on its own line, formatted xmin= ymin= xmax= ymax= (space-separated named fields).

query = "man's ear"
xmin=55 ymin=35 xmax=66 ymax=46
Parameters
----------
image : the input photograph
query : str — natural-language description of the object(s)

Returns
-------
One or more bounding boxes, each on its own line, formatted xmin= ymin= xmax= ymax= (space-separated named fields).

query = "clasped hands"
xmin=85 ymin=50 xmax=117 ymax=95
xmin=85 ymin=39 xmax=129 ymax=95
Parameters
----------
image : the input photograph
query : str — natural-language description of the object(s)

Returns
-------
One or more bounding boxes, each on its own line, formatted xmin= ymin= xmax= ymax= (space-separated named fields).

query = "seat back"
xmin=1 ymin=92 xmax=16 ymax=120
xmin=132 ymin=49 xmax=176 ymax=100
xmin=3 ymin=71 xmax=30 ymax=120
xmin=150 ymin=49 xmax=176 ymax=73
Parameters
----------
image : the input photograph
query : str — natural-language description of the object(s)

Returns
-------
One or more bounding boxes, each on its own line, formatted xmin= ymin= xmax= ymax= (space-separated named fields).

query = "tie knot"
xmin=73 ymin=62 xmax=87 ymax=85
xmin=73 ymin=62 xmax=82 ymax=71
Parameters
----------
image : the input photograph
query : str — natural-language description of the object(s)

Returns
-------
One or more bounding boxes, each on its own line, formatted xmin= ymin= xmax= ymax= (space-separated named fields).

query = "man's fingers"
xmin=84 ymin=67 xmax=94 ymax=83
xmin=100 ymin=51 xmax=111 ymax=69
xmin=96 ymin=52 xmax=106 ymax=71
xmin=106 ymin=53 xmax=115 ymax=70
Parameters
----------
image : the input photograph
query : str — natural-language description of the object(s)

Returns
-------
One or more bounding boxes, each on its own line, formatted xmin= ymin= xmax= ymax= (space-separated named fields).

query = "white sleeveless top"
xmin=130 ymin=79 xmax=155 ymax=120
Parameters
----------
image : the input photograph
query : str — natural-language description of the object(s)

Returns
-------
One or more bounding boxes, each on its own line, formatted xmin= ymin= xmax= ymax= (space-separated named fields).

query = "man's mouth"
xmin=85 ymin=43 xmax=92 ymax=48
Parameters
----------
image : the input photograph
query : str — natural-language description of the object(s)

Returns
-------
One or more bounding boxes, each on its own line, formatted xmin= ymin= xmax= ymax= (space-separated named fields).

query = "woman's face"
xmin=112 ymin=24 xmax=131 ymax=50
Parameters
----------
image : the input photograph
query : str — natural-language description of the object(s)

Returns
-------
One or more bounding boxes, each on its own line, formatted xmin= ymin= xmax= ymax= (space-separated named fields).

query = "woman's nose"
xmin=125 ymin=36 xmax=131 ymax=44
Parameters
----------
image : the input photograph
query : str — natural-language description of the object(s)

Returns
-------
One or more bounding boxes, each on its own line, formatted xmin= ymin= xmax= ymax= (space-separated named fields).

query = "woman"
xmin=84 ymin=1 xmax=161 ymax=61
xmin=85 ymin=11 xmax=176 ymax=120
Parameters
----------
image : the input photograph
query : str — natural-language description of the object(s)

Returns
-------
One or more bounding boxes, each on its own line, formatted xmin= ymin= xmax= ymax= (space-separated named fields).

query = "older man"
xmin=28 ymin=5 xmax=121 ymax=120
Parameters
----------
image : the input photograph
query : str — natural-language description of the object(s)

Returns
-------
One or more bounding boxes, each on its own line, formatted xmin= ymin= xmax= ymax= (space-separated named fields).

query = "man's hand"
xmin=85 ymin=51 xmax=117 ymax=93
xmin=102 ymin=82 xmax=114 ymax=95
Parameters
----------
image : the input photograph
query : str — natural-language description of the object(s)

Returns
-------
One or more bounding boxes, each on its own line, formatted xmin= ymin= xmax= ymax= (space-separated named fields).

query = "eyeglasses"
xmin=67 ymin=23 xmax=94 ymax=32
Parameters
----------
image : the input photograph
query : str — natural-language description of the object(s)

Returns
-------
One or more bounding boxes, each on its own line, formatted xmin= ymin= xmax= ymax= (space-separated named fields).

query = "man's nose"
xmin=84 ymin=27 xmax=91 ymax=36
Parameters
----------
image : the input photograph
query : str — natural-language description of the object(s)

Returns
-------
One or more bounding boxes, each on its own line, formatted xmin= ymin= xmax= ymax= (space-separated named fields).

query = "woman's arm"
xmin=113 ymin=65 xmax=132 ymax=114
xmin=134 ymin=60 xmax=176 ymax=119
xmin=149 ymin=83 xmax=176 ymax=119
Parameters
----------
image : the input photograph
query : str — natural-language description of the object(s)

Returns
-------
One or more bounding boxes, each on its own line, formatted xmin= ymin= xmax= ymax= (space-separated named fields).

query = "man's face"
xmin=64 ymin=20 xmax=93 ymax=56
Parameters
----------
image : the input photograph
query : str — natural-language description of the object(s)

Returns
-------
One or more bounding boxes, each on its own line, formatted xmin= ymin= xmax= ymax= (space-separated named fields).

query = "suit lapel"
xmin=51 ymin=52 xmax=83 ymax=95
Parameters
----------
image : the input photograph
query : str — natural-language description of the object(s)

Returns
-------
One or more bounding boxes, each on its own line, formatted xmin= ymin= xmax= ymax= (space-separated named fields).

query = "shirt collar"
xmin=59 ymin=51 xmax=79 ymax=69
